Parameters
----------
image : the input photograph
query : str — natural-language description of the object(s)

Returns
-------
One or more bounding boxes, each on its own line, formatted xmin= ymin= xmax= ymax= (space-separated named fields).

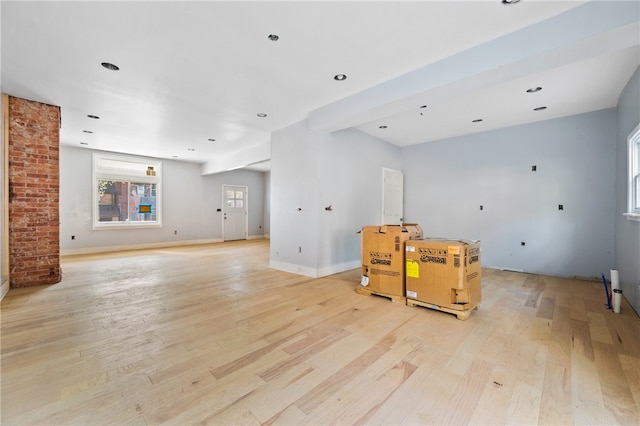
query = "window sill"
xmin=93 ymin=223 xmax=162 ymax=230
xmin=623 ymin=213 xmax=640 ymax=222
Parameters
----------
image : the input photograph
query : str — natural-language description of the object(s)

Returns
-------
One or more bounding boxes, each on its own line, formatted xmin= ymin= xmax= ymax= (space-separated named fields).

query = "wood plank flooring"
xmin=2 ymin=239 xmax=639 ymax=425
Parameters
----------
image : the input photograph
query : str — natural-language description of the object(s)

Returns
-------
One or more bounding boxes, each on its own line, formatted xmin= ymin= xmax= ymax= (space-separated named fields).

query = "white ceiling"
xmin=2 ymin=1 xmax=639 ymax=173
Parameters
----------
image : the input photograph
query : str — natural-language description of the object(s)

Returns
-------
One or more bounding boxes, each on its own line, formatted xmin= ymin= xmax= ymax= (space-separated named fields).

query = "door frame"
xmin=382 ymin=168 xmax=403 ymax=225
xmin=222 ymin=184 xmax=248 ymax=241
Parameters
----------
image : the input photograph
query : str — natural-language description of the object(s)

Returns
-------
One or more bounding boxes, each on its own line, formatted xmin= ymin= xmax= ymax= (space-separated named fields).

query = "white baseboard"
xmin=247 ymin=234 xmax=266 ymax=240
xmin=269 ymin=260 xmax=319 ymax=278
xmin=61 ymin=238 xmax=224 ymax=256
xmin=486 ymin=265 xmax=525 ymax=273
xmin=317 ymin=260 xmax=360 ymax=277
xmin=269 ymin=259 xmax=360 ymax=278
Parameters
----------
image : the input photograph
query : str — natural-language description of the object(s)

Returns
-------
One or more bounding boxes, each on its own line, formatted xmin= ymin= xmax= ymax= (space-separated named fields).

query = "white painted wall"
xmin=615 ymin=65 xmax=640 ymax=314
xmin=270 ymin=121 xmax=401 ymax=277
xmin=60 ymin=146 xmax=266 ymax=254
xmin=402 ymin=109 xmax=617 ymax=279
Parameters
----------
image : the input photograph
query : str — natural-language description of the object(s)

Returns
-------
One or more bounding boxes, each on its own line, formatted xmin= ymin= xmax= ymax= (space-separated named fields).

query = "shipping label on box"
xmin=360 ymin=224 xmax=422 ymax=297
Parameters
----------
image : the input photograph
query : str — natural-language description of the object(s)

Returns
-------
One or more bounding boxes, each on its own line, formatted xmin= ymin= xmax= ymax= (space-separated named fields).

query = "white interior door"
xmin=382 ymin=168 xmax=403 ymax=225
xmin=223 ymin=185 xmax=248 ymax=241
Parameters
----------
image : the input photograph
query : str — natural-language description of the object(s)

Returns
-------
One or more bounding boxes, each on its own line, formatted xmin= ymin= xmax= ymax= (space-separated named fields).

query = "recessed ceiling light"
xmin=82 ymin=130 xmax=93 ymax=134
xmin=187 ymin=148 xmax=195 ymax=151
xmin=533 ymin=106 xmax=547 ymax=111
xmin=379 ymin=125 xmax=388 ymax=129
xmin=208 ymin=138 xmax=216 ymax=142
xmin=80 ymin=142 xmax=89 ymax=145
xmin=267 ymin=34 xmax=279 ymax=41
xmin=101 ymin=62 xmax=119 ymax=71
xmin=334 ymin=74 xmax=347 ymax=81
xmin=501 ymin=0 xmax=521 ymax=4
xmin=526 ymin=87 xmax=542 ymax=93
xmin=472 ymin=119 xmax=483 ymax=123
xmin=87 ymin=114 xmax=100 ymax=119
xmin=257 ymin=113 xmax=267 ymax=118
xmin=172 ymin=155 xmax=179 ymax=158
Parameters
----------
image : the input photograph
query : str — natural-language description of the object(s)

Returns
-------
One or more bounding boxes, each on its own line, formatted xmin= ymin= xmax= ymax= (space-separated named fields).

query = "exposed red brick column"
xmin=8 ymin=95 xmax=61 ymax=287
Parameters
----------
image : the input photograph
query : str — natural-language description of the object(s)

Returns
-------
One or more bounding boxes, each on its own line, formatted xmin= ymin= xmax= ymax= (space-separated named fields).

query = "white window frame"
xmin=626 ymin=123 xmax=640 ymax=221
xmin=92 ymin=153 xmax=162 ymax=229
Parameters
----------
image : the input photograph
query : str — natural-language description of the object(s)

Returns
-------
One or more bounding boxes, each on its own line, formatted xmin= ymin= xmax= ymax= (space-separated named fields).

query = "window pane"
xmin=129 ymin=182 xmax=157 ymax=222
xmin=235 ymin=191 xmax=244 ymax=199
xmin=94 ymin=154 xmax=162 ymax=228
xmin=235 ymin=200 xmax=243 ymax=208
xmin=227 ymin=199 xmax=234 ymax=207
xmin=227 ymin=190 xmax=235 ymax=199
xmin=98 ymin=180 xmax=128 ymax=221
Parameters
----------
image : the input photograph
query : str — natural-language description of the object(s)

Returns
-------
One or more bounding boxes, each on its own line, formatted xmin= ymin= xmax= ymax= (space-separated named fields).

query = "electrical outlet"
xmin=174 ymin=230 xmax=177 ymax=235
xmin=298 ymin=246 xmax=302 ymax=253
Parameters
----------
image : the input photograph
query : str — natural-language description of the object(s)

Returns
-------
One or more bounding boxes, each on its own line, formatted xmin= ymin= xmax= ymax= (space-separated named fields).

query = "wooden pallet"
xmin=406 ymin=298 xmax=477 ymax=320
xmin=356 ymin=286 xmax=406 ymax=304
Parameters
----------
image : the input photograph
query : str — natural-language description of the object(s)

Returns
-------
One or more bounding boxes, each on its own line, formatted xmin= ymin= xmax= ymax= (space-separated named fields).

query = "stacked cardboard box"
xmin=405 ymin=238 xmax=481 ymax=311
xmin=360 ymin=224 xmax=422 ymax=298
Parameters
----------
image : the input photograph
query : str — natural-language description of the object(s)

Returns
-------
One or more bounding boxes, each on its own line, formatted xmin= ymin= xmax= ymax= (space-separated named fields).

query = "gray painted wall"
xmin=615 ymin=65 xmax=640 ymax=314
xmin=263 ymin=171 xmax=271 ymax=237
xmin=60 ymin=146 xmax=266 ymax=253
xmin=402 ymin=109 xmax=617 ymax=279
xmin=270 ymin=122 xmax=401 ymax=276
xmin=205 ymin=168 xmax=267 ymax=240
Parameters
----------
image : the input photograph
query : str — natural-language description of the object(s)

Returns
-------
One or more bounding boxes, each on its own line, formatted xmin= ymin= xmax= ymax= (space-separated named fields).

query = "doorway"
xmin=223 ymin=185 xmax=248 ymax=241
xmin=382 ymin=168 xmax=403 ymax=225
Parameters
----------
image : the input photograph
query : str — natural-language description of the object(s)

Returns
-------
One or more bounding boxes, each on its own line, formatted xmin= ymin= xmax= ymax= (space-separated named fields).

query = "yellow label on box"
xmin=448 ymin=246 xmax=460 ymax=255
xmin=406 ymin=259 xmax=419 ymax=278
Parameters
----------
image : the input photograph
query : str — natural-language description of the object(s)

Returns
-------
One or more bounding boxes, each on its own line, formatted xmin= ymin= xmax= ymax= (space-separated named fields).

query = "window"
xmin=93 ymin=153 xmax=162 ymax=229
xmin=627 ymin=124 xmax=640 ymax=220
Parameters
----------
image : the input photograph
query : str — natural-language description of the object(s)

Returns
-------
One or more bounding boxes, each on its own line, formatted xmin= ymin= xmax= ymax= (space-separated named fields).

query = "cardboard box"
xmin=405 ymin=238 xmax=481 ymax=310
xmin=360 ymin=224 xmax=422 ymax=297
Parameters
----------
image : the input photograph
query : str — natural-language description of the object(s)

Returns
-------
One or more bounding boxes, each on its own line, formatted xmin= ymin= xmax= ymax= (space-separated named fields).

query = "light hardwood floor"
xmin=2 ymin=239 xmax=639 ymax=425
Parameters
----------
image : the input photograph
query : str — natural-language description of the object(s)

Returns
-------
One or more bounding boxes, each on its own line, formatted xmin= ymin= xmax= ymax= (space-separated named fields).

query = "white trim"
xmin=269 ymin=259 xmax=360 ymax=278
xmin=486 ymin=265 xmax=525 ymax=273
xmin=247 ymin=234 xmax=266 ymax=240
xmin=269 ymin=260 xmax=319 ymax=278
xmin=61 ymin=238 xmax=224 ymax=256
xmin=93 ymin=152 xmax=163 ymax=229
xmin=623 ymin=213 xmax=640 ymax=222
xmin=317 ymin=260 xmax=361 ymax=277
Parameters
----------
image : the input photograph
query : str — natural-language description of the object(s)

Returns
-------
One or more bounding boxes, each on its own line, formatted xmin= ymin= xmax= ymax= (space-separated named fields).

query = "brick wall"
xmin=8 ymin=96 xmax=61 ymax=287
